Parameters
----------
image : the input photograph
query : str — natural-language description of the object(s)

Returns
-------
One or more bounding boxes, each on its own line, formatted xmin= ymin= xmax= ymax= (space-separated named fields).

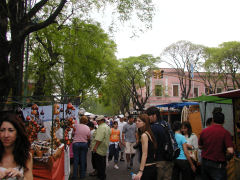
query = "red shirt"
xmin=199 ymin=124 xmax=233 ymax=162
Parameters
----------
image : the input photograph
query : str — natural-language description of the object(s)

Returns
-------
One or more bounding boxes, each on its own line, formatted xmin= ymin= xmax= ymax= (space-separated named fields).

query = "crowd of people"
xmin=70 ymin=106 xmax=234 ymax=180
xmin=0 ymin=105 xmax=235 ymax=180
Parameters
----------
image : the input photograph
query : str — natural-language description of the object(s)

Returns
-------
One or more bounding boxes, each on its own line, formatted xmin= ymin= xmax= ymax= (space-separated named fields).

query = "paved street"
xmin=69 ymin=150 xmax=202 ymax=180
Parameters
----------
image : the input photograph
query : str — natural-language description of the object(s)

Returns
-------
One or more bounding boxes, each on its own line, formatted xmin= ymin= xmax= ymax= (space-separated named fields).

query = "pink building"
xmin=144 ymin=68 xmax=233 ymax=108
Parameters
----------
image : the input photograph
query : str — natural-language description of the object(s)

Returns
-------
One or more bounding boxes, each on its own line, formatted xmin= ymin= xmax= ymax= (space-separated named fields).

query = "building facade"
xmin=144 ymin=68 xmax=234 ymax=108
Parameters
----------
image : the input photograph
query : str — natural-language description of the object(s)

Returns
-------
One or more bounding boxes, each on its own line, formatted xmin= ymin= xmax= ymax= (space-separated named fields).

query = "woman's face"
xmin=0 ymin=121 xmax=17 ymax=148
xmin=136 ymin=118 xmax=145 ymax=129
xmin=181 ymin=125 xmax=188 ymax=135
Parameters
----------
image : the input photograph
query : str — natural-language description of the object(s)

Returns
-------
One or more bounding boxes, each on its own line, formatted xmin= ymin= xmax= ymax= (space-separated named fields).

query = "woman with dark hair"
xmin=0 ymin=112 xmax=33 ymax=179
xmin=172 ymin=121 xmax=195 ymax=180
xmin=181 ymin=121 xmax=198 ymax=151
xmin=72 ymin=115 xmax=90 ymax=179
xmin=134 ymin=114 xmax=157 ymax=180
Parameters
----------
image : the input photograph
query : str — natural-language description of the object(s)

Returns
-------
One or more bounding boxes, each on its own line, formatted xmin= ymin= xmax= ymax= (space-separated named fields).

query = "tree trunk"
xmin=0 ymin=45 xmax=10 ymax=110
xmin=33 ymin=69 xmax=47 ymax=97
xmin=9 ymin=38 xmax=25 ymax=97
xmin=0 ymin=0 xmax=67 ymax=110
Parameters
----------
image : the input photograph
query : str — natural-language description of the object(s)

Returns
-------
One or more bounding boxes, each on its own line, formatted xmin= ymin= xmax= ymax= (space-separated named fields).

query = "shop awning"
xmin=210 ymin=89 xmax=240 ymax=99
xmin=187 ymin=94 xmax=232 ymax=104
xmin=156 ymin=102 xmax=199 ymax=108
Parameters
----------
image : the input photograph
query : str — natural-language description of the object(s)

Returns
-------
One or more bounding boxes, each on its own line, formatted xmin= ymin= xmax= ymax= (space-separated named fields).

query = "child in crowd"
xmin=108 ymin=121 xmax=121 ymax=169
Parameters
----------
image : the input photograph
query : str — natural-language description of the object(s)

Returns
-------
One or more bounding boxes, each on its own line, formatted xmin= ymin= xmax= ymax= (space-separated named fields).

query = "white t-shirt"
xmin=185 ymin=133 xmax=198 ymax=149
xmin=117 ymin=121 xmax=127 ymax=139
xmin=90 ymin=129 xmax=95 ymax=141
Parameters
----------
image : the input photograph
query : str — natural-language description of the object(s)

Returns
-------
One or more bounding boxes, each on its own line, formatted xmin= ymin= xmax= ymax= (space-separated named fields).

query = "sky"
xmin=111 ymin=0 xmax=240 ymax=60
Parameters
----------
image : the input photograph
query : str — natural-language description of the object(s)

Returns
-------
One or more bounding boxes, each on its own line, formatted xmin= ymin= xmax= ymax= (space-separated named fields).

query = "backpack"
xmin=160 ymin=121 xmax=180 ymax=161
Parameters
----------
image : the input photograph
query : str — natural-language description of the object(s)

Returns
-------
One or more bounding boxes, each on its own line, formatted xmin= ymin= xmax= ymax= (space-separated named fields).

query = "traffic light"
xmin=160 ymin=70 xmax=164 ymax=78
xmin=153 ymin=70 xmax=164 ymax=79
xmin=153 ymin=71 xmax=157 ymax=79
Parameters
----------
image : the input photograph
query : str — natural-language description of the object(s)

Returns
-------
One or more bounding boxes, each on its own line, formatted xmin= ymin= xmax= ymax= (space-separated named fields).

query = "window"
xmin=194 ymin=87 xmax=199 ymax=97
xmin=173 ymin=85 xmax=179 ymax=97
xmin=217 ymin=88 xmax=222 ymax=93
xmin=205 ymin=87 xmax=210 ymax=95
xmin=155 ymin=85 xmax=162 ymax=96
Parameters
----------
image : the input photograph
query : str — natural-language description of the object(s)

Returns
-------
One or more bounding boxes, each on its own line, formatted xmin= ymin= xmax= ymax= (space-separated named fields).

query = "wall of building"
xmin=144 ymin=68 xmax=233 ymax=108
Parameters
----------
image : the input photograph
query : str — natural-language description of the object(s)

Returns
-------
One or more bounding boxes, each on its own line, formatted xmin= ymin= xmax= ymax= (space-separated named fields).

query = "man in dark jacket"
xmin=146 ymin=106 xmax=173 ymax=180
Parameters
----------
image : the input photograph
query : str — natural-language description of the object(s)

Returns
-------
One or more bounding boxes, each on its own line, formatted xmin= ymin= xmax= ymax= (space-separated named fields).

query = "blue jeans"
xmin=73 ymin=142 xmax=88 ymax=179
xmin=201 ymin=159 xmax=227 ymax=180
xmin=108 ymin=143 xmax=120 ymax=163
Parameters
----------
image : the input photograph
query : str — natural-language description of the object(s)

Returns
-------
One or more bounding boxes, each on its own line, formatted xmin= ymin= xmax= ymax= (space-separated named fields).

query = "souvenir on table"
xmin=25 ymin=102 xmax=76 ymax=164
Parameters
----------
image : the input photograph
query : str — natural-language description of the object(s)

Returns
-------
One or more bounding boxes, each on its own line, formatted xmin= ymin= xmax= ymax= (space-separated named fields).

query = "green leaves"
xmin=100 ymin=54 xmax=159 ymax=112
xmin=29 ymin=19 xmax=117 ymax=100
xmin=204 ymin=41 xmax=240 ymax=90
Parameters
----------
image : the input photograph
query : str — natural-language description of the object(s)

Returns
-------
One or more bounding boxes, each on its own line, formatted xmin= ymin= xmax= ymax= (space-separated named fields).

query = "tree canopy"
xmin=161 ymin=40 xmax=205 ymax=99
xmin=0 ymin=0 xmax=156 ymax=110
xmin=100 ymin=54 xmax=159 ymax=113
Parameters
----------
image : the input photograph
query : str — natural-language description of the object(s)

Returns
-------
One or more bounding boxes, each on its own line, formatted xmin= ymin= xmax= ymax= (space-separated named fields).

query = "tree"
xmin=161 ymin=40 xmax=205 ymax=99
xmin=0 ymin=0 xmax=67 ymax=103
xmin=99 ymin=64 xmax=131 ymax=114
xmin=216 ymin=41 xmax=240 ymax=89
xmin=196 ymin=47 xmax=225 ymax=94
xmin=199 ymin=41 xmax=240 ymax=93
xmin=62 ymin=19 xmax=118 ymax=104
xmin=0 ymin=0 xmax=155 ymax=109
xmin=117 ymin=54 xmax=159 ymax=111
xmin=28 ymin=19 xmax=118 ymax=105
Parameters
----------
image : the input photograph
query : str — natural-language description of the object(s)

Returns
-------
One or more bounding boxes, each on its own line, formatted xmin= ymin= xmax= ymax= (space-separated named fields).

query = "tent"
xmin=188 ymin=94 xmax=232 ymax=104
xmin=187 ymin=94 xmax=234 ymax=135
xmin=211 ymin=89 xmax=240 ymax=180
xmin=156 ymin=102 xmax=199 ymax=108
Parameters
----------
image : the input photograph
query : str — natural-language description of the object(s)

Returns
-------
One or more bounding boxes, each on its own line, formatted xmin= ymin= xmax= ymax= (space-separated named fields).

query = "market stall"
xmin=156 ymin=102 xmax=202 ymax=136
xmin=22 ymin=101 xmax=77 ymax=180
xmin=210 ymin=89 xmax=240 ymax=180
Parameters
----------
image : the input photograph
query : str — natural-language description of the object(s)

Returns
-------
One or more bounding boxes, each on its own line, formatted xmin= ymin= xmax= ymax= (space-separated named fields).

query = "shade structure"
xmin=156 ymin=102 xmax=199 ymax=108
xmin=187 ymin=94 xmax=232 ymax=104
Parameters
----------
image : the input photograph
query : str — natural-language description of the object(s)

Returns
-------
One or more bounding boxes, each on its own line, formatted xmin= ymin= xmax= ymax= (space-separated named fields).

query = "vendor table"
xmin=33 ymin=146 xmax=70 ymax=180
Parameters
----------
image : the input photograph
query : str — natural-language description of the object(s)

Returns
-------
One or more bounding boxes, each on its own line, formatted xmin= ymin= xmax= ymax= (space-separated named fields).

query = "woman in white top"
xmin=181 ymin=121 xmax=200 ymax=176
xmin=0 ymin=112 xmax=33 ymax=179
xmin=181 ymin=121 xmax=198 ymax=150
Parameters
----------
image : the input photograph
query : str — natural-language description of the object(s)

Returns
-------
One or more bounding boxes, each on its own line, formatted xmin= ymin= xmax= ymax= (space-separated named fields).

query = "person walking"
xmin=199 ymin=110 xmax=234 ymax=180
xmin=117 ymin=117 xmax=127 ymax=161
xmin=146 ymin=106 xmax=174 ymax=180
xmin=122 ymin=115 xmax=138 ymax=169
xmin=91 ymin=115 xmax=111 ymax=180
xmin=72 ymin=116 xmax=90 ymax=179
xmin=0 ymin=112 xmax=33 ymax=179
xmin=134 ymin=114 xmax=157 ymax=180
xmin=172 ymin=121 xmax=196 ymax=180
xmin=108 ymin=121 xmax=121 ymax=169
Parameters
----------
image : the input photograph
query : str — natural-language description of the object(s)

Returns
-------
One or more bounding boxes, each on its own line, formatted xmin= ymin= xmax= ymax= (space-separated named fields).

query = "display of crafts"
xmin=25 ymin=102 xmax=76 ymax=162
xmin=31 ymin=141 xmax=52 ymax=163
xmin=53 ymin=102 xmax=76 ymax=146
xmin=25 ymin=104 xmax=46 ymax=144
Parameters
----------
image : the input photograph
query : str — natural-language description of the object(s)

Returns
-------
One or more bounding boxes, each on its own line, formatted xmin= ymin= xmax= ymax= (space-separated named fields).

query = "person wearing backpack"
xmin=146 ymin=106 xmax=176 ymax=180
